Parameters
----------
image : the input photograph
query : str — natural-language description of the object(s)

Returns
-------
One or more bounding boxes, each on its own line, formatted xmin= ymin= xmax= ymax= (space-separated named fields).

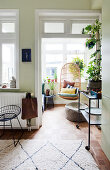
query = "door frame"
xmin=35 ymin=9 xmax=101 ymax=129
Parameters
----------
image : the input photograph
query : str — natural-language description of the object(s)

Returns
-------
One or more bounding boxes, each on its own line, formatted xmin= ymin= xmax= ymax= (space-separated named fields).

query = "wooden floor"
xmin=0 ymin=106 xmax=110 ymax=170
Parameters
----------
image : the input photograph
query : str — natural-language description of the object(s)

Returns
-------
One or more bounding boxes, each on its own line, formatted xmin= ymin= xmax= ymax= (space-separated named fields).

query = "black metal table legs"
xmin=85 ymin=98 xmax=91 ymax=150
xmin=76 ymin=91 xmax=80 ymax=129
xmin=10 ymin=117 xmax=24 ymax=147
xmin=0 ymin=117 xmax=24 ymax=147
xmin=0 ymin=121 xmax=5 ymax=137
xmin=77 ymin=91 xmax=101 ymax=151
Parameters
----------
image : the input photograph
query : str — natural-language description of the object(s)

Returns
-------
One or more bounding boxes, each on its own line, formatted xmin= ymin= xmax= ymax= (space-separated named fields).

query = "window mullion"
xmin=65 ymin=19 xmax=71 ymax=34
xmin=63 ymin=41 xmax=67 ymax=65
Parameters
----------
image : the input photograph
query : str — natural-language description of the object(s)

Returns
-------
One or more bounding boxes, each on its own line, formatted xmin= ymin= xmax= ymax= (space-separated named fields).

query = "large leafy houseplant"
xmin=82 ymin=19 xmax=102 ymax=89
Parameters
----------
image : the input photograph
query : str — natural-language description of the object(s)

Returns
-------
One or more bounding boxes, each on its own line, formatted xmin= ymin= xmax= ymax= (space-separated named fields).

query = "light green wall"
xmin=91 ymin=0 xmax=102 ymax=9
xmin=0 ymin=0 xmax=91 ymax=94
xmin=101 ymin=0 xmax=110 ymax=160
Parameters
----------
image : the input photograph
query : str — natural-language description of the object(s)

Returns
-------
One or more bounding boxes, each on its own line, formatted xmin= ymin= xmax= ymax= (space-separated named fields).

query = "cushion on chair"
xmin=60 ymin=88 xmax=76 ymax=94
xmin=58 ymin=93 xmax=78 ymax=97
xmin=63 ymin=80 xmax=75 ymax=88
xmin=58 ymin=87 xmax=79 ymax=98
xmin=66 ymin=84 xmax=74 ymax=88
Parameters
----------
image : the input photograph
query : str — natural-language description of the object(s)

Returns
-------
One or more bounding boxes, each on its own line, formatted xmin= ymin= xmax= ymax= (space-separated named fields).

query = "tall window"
xmin=0 ymin=10 xmax=19 ymax=88
xmin=42 ymin=38 xmax=89 ymax=82
xmin=40 ymin=13 xmax=101 ymax=82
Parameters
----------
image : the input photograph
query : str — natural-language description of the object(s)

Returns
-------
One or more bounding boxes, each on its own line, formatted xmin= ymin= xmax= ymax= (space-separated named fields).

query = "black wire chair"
xmin=0 ymin=105 xmax=24 ymax=146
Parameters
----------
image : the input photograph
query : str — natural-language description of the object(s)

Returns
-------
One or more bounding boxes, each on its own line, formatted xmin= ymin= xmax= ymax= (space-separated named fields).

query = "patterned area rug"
xmin=0 ymin=140 xmax=99 ymax=170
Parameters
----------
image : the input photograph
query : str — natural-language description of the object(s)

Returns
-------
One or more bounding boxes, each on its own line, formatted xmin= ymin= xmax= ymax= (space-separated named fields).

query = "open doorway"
xmin=35 ymin=9 xmax=101 ymax=128
xmin=41 ymin=38 xmax=89 ymax=110
xmin=34 ymin=10 xmax=109 ymax=169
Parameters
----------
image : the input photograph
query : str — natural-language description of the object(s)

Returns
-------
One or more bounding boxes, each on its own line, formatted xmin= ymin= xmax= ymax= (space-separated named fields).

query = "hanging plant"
xmin=72 ymin=57 xmax=85 ymax=77
xmin=86 ymin=38 xmax=97 ymax=49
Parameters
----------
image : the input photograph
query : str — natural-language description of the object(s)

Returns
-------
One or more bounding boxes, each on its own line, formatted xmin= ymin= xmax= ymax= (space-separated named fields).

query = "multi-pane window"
xmin=71 ymin=21 xmax=94 ymax=34
xmin=41 ymin=15 xmax=99 ymax=82
xmin=0 ymin=10 xmax=19 ymax=88
xmin=44 ymin=22 xmax=64 ymax=33
xmin=2 ymin=23 xmax=15 ymax=33
xmin=42 ymin=38 xmax=89 ymax=81
xmin=2 ymin=44 xmax=15 ymax=83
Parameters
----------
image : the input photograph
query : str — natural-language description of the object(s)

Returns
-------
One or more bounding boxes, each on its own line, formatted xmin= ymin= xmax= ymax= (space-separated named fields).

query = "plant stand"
xmin=45 ymin=95 xmax=55 ymax=110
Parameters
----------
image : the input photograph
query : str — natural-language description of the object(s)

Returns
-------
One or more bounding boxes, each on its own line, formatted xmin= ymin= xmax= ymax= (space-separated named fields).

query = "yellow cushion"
xmin=61 ymin=88 xmax=76 ymax=94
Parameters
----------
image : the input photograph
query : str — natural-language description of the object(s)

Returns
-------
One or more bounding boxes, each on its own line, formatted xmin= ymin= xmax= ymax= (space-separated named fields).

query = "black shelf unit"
xmin=77 ymin=91 xmax=101 ymax=150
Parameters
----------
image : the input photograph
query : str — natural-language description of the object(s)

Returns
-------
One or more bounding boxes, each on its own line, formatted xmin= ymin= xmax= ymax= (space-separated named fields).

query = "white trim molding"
xmin=0 ymin=9 xmax=19 ymax=89
xmin=35 ymin=9 xmax=101 ymax=129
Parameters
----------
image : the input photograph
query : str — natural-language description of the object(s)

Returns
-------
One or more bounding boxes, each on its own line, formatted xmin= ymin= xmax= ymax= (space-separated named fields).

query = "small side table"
xmin=44 ymin=95 xmax=55 ymax=110
xmin=77 ymin=91 xmax=102 ymax=150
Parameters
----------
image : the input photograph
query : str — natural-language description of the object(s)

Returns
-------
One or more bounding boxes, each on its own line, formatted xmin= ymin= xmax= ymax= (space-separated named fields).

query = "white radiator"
xmin=0 ymin=92 xmax=27 ymax=128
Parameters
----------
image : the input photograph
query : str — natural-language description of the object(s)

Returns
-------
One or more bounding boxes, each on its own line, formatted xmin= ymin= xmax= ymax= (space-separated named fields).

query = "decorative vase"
xmin=10 ymin=76 xmax=16 ymax=88
xmin=55 ymin=79 xmax=57 ymax=82
xmin=46 ymin=89 xmax=50 ymax=96
xmin=51 ymin=90 xmax=54 ymax=95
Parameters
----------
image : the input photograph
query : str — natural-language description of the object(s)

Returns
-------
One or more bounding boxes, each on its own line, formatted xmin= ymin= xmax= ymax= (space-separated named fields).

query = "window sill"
xmin=0 ymin=88 xmax=20 ymax=90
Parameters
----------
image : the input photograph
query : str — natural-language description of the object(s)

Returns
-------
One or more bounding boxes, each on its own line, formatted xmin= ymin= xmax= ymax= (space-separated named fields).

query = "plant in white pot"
xmin=82 ymin=19 xmax=102 ymax=90
xmin=48 ymin=79 xmax=56 ymax=95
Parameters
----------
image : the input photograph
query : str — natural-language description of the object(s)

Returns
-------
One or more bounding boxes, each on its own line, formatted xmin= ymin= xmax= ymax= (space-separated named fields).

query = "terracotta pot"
xmin=46 ymin=89 xmax=50 ymax=96
xmin=55 ymin=79 xmax=57 ymax=82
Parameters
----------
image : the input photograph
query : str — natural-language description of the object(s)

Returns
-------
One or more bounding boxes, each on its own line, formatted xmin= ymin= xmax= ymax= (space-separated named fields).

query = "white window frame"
xmin=0 ymin=9 xmax=19 ymax=89
xmin=42 ymin=21 xmax=65 ymax=34
xmin=42 ymin=38 xmax=87 ymax=82
xmin=35 ymin=9 xmax=101 ymax=129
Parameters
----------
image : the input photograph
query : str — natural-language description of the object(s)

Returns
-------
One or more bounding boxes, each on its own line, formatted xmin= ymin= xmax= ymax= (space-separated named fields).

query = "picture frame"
xmin=22 ymin=49 xmax=31 ymax=62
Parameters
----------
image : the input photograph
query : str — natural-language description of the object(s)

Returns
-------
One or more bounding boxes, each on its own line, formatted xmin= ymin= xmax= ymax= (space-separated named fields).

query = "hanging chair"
xmin=58 ymin=63 xmax=81 ymax=100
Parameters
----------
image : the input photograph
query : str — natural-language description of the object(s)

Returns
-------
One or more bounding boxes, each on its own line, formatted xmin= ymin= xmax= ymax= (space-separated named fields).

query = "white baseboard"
xmin=0 ymin=126 xmax=39 ymax=130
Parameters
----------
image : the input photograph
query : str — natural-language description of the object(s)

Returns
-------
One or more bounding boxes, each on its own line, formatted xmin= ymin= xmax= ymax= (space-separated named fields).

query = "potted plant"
xmin=54 ymin=70 xmax=57 ymax=82
xmin=82 ymin=19 xmax=102 ymax=90
xmin=72 ymin=57 xmax=85 ymax=77
xmin=48 ymin=79 xmax=55 ymax=95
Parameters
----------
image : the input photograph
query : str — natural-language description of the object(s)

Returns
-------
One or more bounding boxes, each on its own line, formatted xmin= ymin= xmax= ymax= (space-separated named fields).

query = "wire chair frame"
xmin=0 ymin=105 xmax=23 ymax=147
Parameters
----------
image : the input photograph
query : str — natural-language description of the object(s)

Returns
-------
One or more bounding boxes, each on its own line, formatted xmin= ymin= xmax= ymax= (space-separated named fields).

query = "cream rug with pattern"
xmin=0 ymin=140 xmax=99 ymax=170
